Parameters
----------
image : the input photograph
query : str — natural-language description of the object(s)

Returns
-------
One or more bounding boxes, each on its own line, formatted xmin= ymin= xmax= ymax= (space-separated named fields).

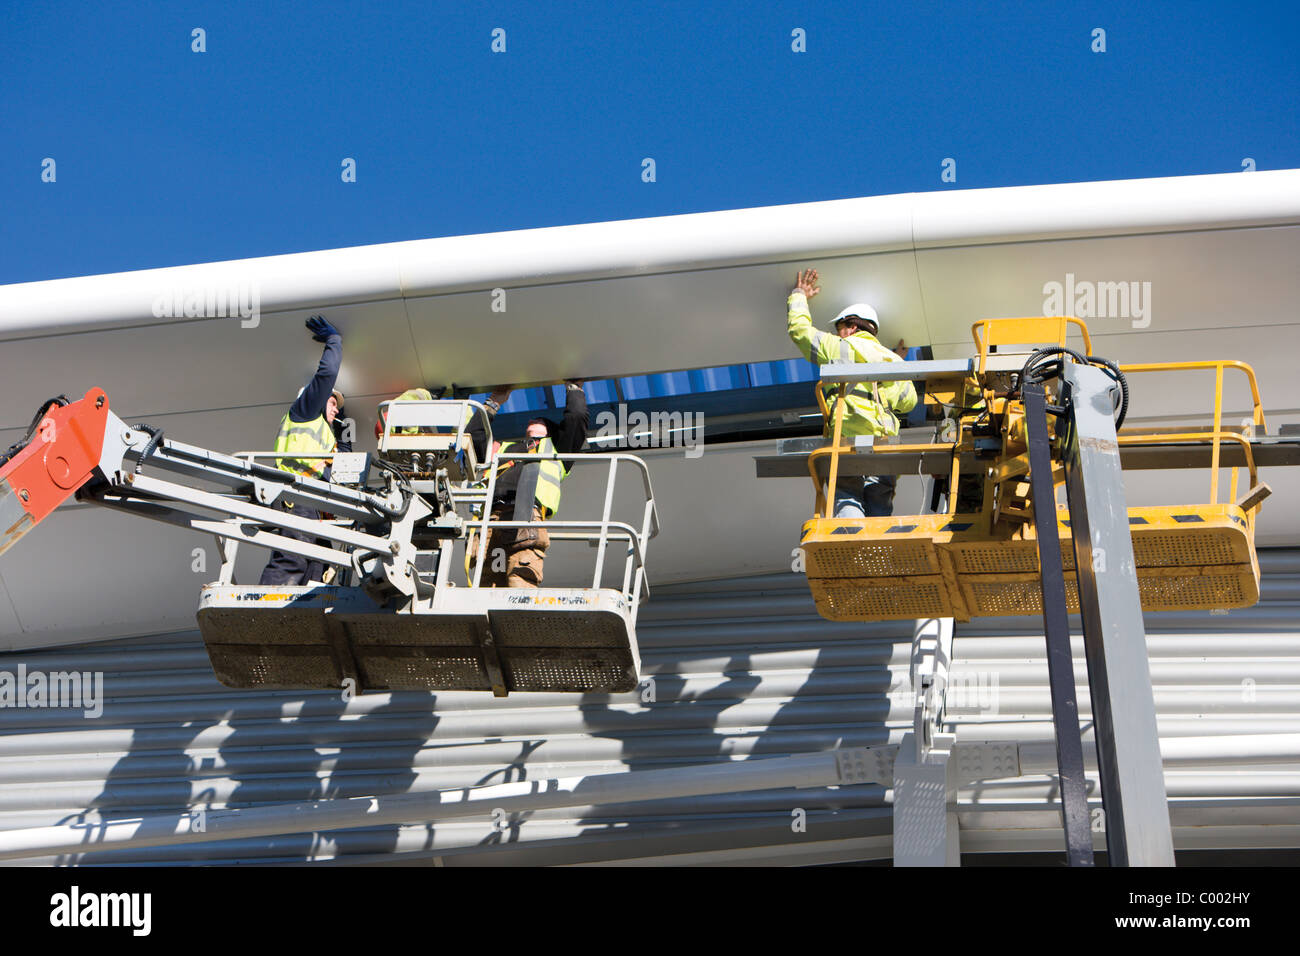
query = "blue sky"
xmin=2 ymin=0 xmax=1297 ymax=284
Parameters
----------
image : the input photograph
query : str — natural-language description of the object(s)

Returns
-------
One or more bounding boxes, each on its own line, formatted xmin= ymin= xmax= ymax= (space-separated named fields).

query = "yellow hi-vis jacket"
xmin=274 ymin=413 xmax=336 ymax=479
xmin=496 ymin=437 xmax=568 ymax=518
xmin=787 ymin=290 xmax=918 ymax=439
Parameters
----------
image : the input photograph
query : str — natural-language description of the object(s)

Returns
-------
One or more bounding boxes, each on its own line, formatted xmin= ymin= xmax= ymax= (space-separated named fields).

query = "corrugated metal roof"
xmin=0 ymin=552 xmax=1297 ymax=865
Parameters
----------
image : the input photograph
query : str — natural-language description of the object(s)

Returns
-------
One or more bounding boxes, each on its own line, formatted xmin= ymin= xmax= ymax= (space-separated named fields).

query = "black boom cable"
xmin=0 ymin=395 xmax=70 ymax=469
xmin=1014 ymin=347 xmax=1129 ymax=429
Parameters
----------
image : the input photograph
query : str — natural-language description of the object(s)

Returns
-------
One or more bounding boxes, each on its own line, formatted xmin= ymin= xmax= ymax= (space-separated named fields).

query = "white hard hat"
xmin=834 ymin=302 xmax=879 ymax=332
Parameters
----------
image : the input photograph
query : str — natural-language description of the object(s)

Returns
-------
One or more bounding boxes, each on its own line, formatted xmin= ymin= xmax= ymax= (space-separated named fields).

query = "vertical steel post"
xmin=892 ymin=732 xmax=958 ymax=867
xmin=894 ymin=475 xmax=959 ymax=867
xmin=592 ymin=456 xmax=618 ymax=588
xmin=1022 ymin=383 xmax=1095 ymax=866
xmin=215 ymin=534 xmax=239 ymax=585
xmin=1060 ymin=363 xmax=1175 ymax=866
xmin=472 ymin=452 xmax=502 ymax=589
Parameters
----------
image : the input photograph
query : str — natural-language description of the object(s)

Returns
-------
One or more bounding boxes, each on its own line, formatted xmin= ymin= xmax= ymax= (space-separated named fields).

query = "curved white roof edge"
xmin=2 ymin=168 xmax=1299 ymax=338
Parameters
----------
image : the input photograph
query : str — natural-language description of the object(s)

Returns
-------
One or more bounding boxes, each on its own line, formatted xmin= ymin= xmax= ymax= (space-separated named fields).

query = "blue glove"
xmin=306 ymin=315 xmax=340 ymax=342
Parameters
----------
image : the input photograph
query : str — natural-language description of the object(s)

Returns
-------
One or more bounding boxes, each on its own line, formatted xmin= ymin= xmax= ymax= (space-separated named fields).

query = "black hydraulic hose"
xmin=351 ymin=547 xmax=385 ymax=580
xmin=1016 ymin=347 xmax=1129 ymax=430
xmin=25 ymin=395 xmax=69 ymax=433
xmin=130 ymin=424 xmax=165 ymax=474
xmin=0 ymin=442 xmax=22 ymax=471
xmin=0 ymin=395 xmax=70 ymax=468
xmin=1018 ymin=347 xmax=1088 ymax=389
xmin=1086 ymin=355 xmax=1130 ymax=430
xmin=367 ymin=458 xmax=414 ymax=520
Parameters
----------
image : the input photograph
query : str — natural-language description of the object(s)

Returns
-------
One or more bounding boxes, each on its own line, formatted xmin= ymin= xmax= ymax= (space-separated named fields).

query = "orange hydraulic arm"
xmin=0 ymin=389 xmax=112 ymax=556
xmin=0 ymin=386 xmax=423 ymax=601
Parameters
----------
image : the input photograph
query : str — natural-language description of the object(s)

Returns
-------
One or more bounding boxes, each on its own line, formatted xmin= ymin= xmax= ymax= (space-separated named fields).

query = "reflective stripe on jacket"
xmin=274 ymin=413 xmax=336 ymax=478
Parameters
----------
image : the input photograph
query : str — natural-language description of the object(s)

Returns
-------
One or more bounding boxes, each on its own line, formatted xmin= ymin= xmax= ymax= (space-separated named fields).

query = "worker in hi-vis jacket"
xmin=787 ymin=268 xmax=916 ymax=518
xmin=258 ymin=315 xmax=352 ymax=586
xmin=465 ymin=381 xmax=588 ymax=587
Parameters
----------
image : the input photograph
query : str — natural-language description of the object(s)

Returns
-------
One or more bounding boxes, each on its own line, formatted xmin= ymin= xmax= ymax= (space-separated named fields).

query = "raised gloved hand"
xmin=306 ymin=315 xmax=341 ymax=342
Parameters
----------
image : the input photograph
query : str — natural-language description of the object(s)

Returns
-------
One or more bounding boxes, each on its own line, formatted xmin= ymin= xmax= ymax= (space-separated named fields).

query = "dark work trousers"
xmin=258 ymin=499 xmax=330 ymax=586
xmin=833 ymin=474 xmax=898 ymax=518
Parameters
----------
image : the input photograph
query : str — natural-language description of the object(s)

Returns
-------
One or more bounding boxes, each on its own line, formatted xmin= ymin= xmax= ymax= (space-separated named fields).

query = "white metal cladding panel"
xmin=0 ymin=552 xmax=1296 ymax=865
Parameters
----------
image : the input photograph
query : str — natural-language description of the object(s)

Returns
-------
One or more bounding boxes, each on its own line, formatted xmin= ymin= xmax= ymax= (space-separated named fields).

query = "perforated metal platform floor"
xmin=800 ymin=504 xmax=1259 ymax=622
xmin=196 ymin=585 xmax=641 ymax=695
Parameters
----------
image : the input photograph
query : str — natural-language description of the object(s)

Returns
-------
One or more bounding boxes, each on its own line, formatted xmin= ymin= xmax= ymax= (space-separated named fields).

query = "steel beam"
xmin=819 ymin=355 xmax=1029 ymax=384
xmin=754 ymin=434 xmax=1300 ymax=479
xmin=1060 ymin=363 xmax=1175 ymax=867
xmin=1022 ymin=382 xmax=1094 ymax=866
xmin=820 ymin=358 xmax=971 ymax=383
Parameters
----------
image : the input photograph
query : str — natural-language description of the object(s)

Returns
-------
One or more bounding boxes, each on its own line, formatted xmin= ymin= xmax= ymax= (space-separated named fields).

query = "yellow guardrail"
xmin=1117 ymin=360 xmax=1268 ymax=513
xmin=971 ymin=316 xmax=1093 ymax=376
xmin=806 ymin=348 xmax=1268 ymax=521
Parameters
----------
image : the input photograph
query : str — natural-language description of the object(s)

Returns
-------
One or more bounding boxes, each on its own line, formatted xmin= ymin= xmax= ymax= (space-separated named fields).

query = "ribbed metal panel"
xmin=0 ymin=552 xmax=1297 ymax=865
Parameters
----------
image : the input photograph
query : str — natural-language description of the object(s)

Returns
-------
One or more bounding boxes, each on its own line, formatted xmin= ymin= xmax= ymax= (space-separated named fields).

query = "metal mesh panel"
xmin=1137 ymin=570 xmax=1257 ymax=610
xmin=346 ymin=617 xmax=479 ymax=647
xmin=805 ymin=541 xmax=938 ymax=577
xmin=810 ymin=577 xmax=951 ymax=621
xmin=501 ymin=647 xmax=637 ymax=693
xmin=1061 ymin=544 xmax=1077 ymax=572
xmin=964 ymin=579 xmax=1056 ymax=617
xmin=198 ymin=601 xmax=638 ymax=693
xmin=490 ymin=611 xmax=627 ymax=648
xmin=1050 ymin=524 xmax=1248 ymax=572
xmin=355 ymin=648 xmax=490 ymax=691
xmin=206 ymin=643 xmax=344 ymax=688
xmin=1132 ymin=529 xmax=1247 ymax=568
xmin=802 ymin=503 xmax=1260 ymax=622
xmin=198 ymin=609 xmax=328 ymax=645
xmin=948 ymin=541 xmax=1042 ymax=574
xmin=963 ymin=568 xmax=1259 ymax=617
